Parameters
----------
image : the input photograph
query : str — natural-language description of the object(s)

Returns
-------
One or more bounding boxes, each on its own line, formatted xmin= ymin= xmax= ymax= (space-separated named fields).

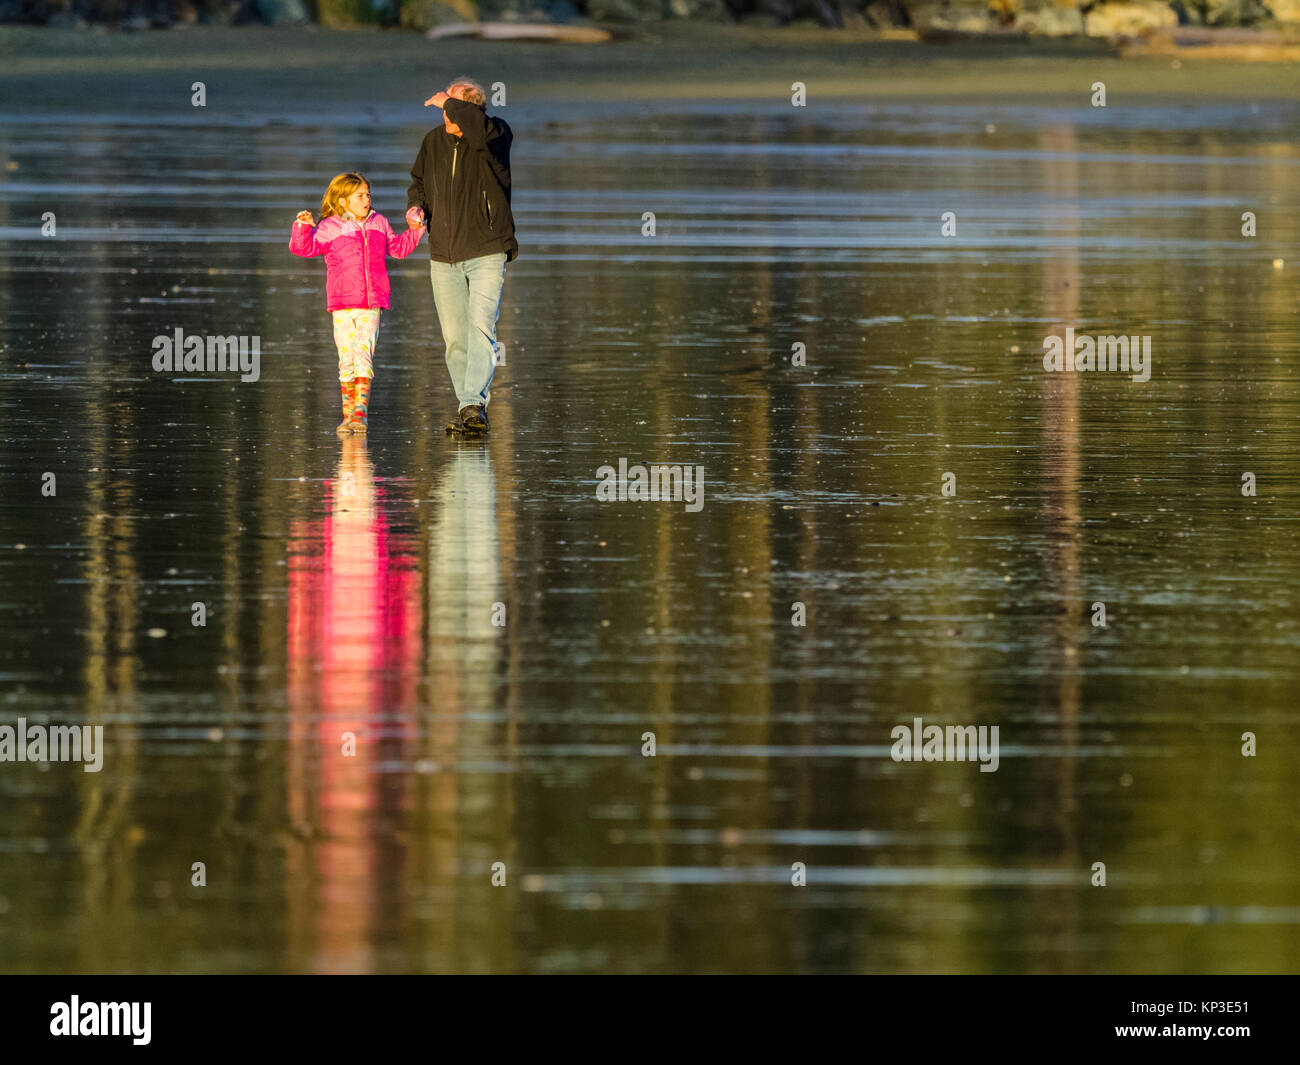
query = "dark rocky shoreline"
xmin=3 ymin=0 xmax=1298 ymax=37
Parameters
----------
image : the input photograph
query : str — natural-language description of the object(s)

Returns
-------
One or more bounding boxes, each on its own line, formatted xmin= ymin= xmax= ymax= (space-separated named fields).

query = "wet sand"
xmin=1 ymin=25 xmax=1299 ymax=974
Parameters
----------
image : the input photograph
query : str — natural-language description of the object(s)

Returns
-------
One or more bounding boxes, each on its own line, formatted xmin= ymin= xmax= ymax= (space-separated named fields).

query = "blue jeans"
xmin=429 ymin=253 xmax=507 ymax=412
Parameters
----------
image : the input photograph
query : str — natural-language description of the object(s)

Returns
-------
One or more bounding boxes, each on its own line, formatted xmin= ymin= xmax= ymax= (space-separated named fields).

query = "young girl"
xmin=290 ymin=172 xmax=426 ymax=435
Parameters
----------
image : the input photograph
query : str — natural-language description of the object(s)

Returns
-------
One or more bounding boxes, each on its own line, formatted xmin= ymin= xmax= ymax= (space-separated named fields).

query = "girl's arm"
xmin=384 ymin=211 xmax=426 ymax=259
xmin=289 ymin=212 xmax=328 ymax=257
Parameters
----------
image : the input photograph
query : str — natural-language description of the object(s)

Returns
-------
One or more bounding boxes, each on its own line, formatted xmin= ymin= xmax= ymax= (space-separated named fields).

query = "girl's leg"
xmin=346 ymin=310 xmax=381 ymax=434
xmin=332 ymin=310 xmax=359 ymax=435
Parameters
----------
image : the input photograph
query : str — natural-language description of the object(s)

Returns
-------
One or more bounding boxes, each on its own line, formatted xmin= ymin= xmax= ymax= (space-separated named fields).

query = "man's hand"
xmin=295 ymin=210 xmax=314 ymax=225
xmin=406 ymin=206 xmax=426 ymax=229
xmin=424 ymin=91 xmax=449 ymax=109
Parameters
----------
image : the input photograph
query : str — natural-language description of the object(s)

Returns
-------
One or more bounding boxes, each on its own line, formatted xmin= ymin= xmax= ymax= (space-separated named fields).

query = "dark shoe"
xmin=461 ymin=404 xmax=488 ymax=430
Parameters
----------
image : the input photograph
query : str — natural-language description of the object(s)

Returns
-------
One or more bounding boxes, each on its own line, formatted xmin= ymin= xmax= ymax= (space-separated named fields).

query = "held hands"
xmin=295 ymin=210 xmax=314 ymax=226
xmin=424 ymin=91 xmax=449 ymax=109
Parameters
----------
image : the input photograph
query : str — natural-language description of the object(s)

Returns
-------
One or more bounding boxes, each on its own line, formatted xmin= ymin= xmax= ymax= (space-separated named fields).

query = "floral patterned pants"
xmin=331 ymin=308 xmax=380 ymax=381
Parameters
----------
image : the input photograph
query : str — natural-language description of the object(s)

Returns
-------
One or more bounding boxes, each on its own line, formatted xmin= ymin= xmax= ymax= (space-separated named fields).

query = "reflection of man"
xmin=407 ymin=78 xmax=518 ymax=433
xmin=428 ymin=446 xmax=501 ymax=723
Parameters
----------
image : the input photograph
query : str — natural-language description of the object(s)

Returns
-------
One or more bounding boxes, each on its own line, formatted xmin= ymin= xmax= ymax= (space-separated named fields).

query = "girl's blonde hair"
xmin=320 ymin=171 xmax=370 ymax=220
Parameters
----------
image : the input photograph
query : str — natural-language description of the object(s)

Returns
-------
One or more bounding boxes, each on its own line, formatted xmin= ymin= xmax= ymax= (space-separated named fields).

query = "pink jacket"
xmin=289 ymin=211 xmax=424 ymax=312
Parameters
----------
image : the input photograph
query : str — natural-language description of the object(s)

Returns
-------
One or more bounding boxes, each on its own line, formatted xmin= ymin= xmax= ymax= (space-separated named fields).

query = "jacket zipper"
xmin=360 ymin=215 xmax=372 ymax=307
xmin=483 ymin=190 xmax=492 ymax=228
xmin=449 ymin=140 xmax=459 ymax=261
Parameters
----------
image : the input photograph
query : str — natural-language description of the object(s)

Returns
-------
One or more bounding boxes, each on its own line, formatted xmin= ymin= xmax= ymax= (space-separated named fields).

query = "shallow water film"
xmin=1 ymin=39 xmax=1299 ymax=975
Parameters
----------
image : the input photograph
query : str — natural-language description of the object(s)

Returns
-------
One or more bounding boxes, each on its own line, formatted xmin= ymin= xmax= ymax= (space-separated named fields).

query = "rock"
xmin=399 ymin=0 xmax=476 ymax=28
xmin=912 ymin=3 xmax=1004 ymax=35
xmin=191 ymin=0 xmax=241 ymax=24
xmin=666 ymin=0 xmax=728 ymax=17
xmin=1173 ymin=0 xmax=1274 ymax=22
xmin=1017 ymin=2 xmax=1083 ymax=34
xmin=314 ymin=0 xmax=388 ymax=25
xmin=1084 ymin=1 xmax=1177 ymax=35
xmin=586 ymin=0 xmax=660 ymax=18
xmin=253 ymin=0 xmax=308 ymax=24
xmin=1190 ymin=0 xmax=1271 ymax=23
xmin=474 ymin=0 xmax=529 ymax=18
xmin=545 ymin=0 xmax=578 ymax=19
xmin=863 ymin=0 xmax=911 ymax=26
xmin=799 ymin=0 xmax=844 ymax=24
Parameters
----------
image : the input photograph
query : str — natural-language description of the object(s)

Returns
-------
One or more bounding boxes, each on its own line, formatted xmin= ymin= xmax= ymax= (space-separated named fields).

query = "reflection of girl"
xmin=290 ymin=172 xmax=426 ymax=436
xmin=286 ymin=438 xmax=421 ymax=972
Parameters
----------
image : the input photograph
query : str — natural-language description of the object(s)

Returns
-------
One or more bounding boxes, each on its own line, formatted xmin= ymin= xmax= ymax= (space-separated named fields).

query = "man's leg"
xmin=459 ymin=252 xmax=508 ymax=411
xmin=429 ymin=259 xmax=472 ymax=410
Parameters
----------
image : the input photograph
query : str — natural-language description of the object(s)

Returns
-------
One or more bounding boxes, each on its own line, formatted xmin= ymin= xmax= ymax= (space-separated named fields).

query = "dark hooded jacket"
xmin=406 ymin=97 xmax=518 ymax=264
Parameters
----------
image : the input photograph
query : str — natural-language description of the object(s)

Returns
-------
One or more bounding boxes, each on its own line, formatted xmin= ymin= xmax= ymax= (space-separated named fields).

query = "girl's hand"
xmin=295 ymin=210 xmax=314 ymax=225
xmin=406 ymin=206 xmax=426 ymax=229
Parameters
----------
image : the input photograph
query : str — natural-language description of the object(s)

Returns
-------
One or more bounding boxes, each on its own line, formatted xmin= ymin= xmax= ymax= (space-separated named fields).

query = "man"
xmin=406 ymin=78 xmax=518 ymax=433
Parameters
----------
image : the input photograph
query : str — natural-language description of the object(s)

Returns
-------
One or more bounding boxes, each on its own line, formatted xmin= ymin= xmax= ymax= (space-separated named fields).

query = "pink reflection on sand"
xmin=286 ymin=438 xmax=421 ymax=973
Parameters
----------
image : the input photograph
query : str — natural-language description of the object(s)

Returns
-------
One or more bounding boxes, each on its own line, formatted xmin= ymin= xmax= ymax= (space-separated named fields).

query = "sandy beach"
xmin=2 ymin=23 xmax=1299 ymax=117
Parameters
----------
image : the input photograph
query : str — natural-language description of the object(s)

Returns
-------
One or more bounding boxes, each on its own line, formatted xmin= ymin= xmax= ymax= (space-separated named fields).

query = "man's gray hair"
xmin=447 ymin=77 xmax=487 ymax=109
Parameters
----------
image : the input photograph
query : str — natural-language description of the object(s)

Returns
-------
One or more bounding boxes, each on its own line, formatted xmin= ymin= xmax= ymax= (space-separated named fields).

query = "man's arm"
xmin=442 ymin=98 xmax=495 ymax=150
xmin=406 ymin=135 xmax=429 ymax=217
xmin=481 ymin=119 xmax=513 ymax=192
